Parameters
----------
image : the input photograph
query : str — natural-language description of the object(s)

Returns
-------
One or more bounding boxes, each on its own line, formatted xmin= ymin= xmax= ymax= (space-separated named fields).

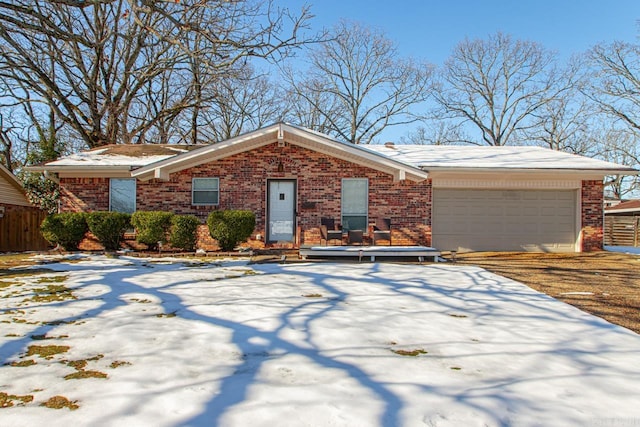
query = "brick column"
xmin=581 ymin=180 xmax=604 ymax=252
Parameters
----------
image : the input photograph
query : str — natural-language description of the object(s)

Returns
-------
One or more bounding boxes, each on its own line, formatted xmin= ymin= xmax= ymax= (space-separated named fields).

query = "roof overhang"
xmin=424 ymin=166 xmax=638 ymax=177
xmin=132 ymin=123 xmax=429 ymax=182
xmin=606 ymin=207 xmax=640 ymax=214
xmin=0 ymin=163 xmax=33 ymax=206
xmin=24 ymin=165 xmax=134 ymax=179
xmin=0 ymin=163 xmax=27 ymax=194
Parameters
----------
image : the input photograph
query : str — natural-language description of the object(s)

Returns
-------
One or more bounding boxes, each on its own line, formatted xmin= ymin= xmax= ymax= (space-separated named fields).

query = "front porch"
xmin=299 ymin=245 xmax=441 ymax=262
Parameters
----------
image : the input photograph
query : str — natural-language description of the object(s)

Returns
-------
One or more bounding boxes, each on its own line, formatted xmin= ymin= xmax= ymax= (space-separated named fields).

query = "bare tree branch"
xmin=0 ymin=0 xmax=316 ymax=148
xmin=283 ymin=20 xmax=433 ymax=144
xmin=434 ymin=32 xmax=562 ymax=146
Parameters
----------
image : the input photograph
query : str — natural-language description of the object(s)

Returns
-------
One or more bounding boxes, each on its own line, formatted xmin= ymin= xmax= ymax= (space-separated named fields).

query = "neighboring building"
xmin=605 ymin=200 xmax=640 ymax=217
xmin=604 ymin=199 xmax=640 ymax=248
xmin=0 ymin=163 xmax=34 ymax=209
xmin=0 ymin=163 xmax=49 ymax=252
xmin=29 ymin=123 xmax=638 ymax=253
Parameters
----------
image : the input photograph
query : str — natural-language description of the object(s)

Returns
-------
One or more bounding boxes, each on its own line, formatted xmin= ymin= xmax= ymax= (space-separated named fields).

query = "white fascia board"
xmin=423 ymin=166 xmax=638 ymax=176
xmin=605 ymin=208 xmax=640 ymax=214
xmin=284 ymin=126 xmax=428 ymax=181
xmin=133 ymin=122 xmax=429 ymax=182
xmin=25 ymin=165 xmax=133 ymax=176
xmin=133 ymin=126 xmax=280 ymax=180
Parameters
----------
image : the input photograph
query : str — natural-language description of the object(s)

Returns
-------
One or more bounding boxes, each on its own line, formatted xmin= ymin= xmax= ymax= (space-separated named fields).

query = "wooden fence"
xmin=0 ymin=209 xmax=50 ymax=252
xmin=604 ymin=216 xmax=640 ymax=247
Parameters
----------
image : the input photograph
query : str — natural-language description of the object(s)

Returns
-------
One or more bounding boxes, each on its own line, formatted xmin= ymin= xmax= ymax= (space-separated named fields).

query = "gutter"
xmin=421 ymin=166 xmax=639 ymax=175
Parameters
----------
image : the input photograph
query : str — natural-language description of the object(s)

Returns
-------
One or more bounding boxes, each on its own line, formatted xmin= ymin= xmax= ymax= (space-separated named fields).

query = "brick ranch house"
xmin=30 ymin=123 xmax=637 ymax=253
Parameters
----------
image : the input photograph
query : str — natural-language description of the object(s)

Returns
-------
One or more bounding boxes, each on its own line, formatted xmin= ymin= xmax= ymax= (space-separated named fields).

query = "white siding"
xmin=0 ymin=175 xmax=31 ymax=207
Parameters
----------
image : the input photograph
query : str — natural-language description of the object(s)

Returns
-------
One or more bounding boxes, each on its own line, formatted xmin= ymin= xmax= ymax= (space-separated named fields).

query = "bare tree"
xmin=0 ymin=0 xmax=315 ymax=148
xmin=283 ymin=20 xmax=433 ymax=144
xmin=583 ymin=41 xmax=640 ymax=196
xmin=196 ymin=64 xmax=286 ymax=142
xmin=435 ymin=32 xmax=563 ymax=146
xmin=521 ymin=58 xmax=599 ymax=155
xmin=282 ymin=79 xmax=347 ymax=137
xmin=593 ymin=126 xmax=640 ymax=198
xmin=586 ymin=41 xmax=640 ymax=135
xmin=398 ymin=121 xmax=468 ymax=145
xmin=0 ymin=113 xmax=16 ymax=172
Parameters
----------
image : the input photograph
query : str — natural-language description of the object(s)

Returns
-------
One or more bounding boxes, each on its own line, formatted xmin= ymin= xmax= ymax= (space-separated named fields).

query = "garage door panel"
xmin=433 ymin=189 xmax=577 ymax=253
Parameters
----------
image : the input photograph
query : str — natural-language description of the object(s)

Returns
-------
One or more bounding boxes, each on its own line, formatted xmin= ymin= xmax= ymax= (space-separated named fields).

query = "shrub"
xmin=85 ymin=212 xmax=131 ymax=251
xmin=207 ymin=210 xmax=255 ymax=252
xmin=131 ymin=211 xmax=174 ymax=251
xmin=40 ymin=213 xmax=87 ymax=251
xmin=169 ymin=215 xmax=200 ymax=252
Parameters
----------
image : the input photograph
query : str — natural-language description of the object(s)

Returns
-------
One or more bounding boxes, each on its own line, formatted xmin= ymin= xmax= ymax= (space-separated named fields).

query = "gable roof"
xmin=27 ymin=123 xmax=638 ymax=180
xmin=0 ymin=163 xmax=32 ymax=207
xmin=28 ymin=144 xmax=199 ymax=173
xmin=131 ymin=123 xmax=429 ymax=182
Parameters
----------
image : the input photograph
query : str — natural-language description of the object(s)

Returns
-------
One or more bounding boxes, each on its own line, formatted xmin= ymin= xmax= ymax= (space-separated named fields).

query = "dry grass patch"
xmin=41 ymin=395 xmax=79 ymax=410
xmin=156 ymin=311 xmax=177 ymax=318
xmin=0 ymin=253 xmax=38 ymax=269
xmin=26 ymin=345 xmax=70 ymax=359
xmin=110 ymin=360 xmax=132 ymax=369
xmin=30 ymin=276 xmax=75 ymax=303
xmin=9 ymin=360 xmax=37 ymax=367
xmin=31 ymin=334 xmax=69 ymax=340
xmin=64 ymin=370 xmax=108 ymax=380
xmin=63 ymin=354 xmax=108 ymax=380
xmin=0 ymin=254 xmax=52 ymax=280
xmin=456 ymin=251 xmax=640 ymax=333
xmin=0 ymin=392 xmax=34 ymax=408
xmin=391 ymin=348 xmax=427 ymax=356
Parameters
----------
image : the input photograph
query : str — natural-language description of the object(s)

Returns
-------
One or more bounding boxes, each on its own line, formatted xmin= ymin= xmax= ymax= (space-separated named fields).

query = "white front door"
xmin=267 ymin=180 xmax=296 ymax=242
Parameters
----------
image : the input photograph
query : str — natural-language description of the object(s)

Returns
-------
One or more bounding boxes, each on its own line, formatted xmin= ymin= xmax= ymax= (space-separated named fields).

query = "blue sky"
xmin=299 ymin=1 xmax=639 ymax=142
xmin=307 ymin=0 xmax=639 ymax=64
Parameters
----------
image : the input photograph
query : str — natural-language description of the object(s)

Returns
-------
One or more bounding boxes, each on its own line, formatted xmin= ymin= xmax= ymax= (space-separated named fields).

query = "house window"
xmin=192 ymin=178 xmax=219 ymax=205
xmin=341 ymin=178 xmax=368 ymax=231
xmin=110 ymin=178 xmax=136 ymax=213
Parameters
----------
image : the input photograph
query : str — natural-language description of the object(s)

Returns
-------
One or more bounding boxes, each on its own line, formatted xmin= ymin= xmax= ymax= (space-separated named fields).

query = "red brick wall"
xmin=58 ymin=153 xmax=607 ymax=253
xmin=138 ymin=142 xmax=433 ymax=247
xmin=60 ymin=142 xmax=433 ymax=250
xmin=581 ymin=180 xmax=604 ymax=252
xmin=59 ymin=177 xmax=110 ymax=212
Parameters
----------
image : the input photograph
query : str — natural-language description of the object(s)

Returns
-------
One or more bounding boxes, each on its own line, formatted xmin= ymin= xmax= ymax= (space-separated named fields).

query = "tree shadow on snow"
xmin=1 ymin=256 xmax=639 ymax=426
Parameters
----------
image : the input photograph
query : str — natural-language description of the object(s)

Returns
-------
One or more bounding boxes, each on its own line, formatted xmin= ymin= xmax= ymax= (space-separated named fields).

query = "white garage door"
xmin=432 ymin=189 xmax=577 ymax=252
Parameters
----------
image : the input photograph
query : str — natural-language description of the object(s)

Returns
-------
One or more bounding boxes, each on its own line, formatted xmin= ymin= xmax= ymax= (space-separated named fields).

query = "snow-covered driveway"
xmin=1 ymin=255 xmax=639 ymax=426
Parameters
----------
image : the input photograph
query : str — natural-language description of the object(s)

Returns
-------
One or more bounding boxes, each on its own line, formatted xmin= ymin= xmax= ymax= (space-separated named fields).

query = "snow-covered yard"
xmin=1 ymin=254 xmax=639 ymax=427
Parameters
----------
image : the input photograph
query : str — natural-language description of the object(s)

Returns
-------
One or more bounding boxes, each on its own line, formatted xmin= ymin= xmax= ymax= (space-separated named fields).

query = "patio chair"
xmin=320 ymin=217 xmax=342 ymax=245
xmin=347 ymin=229 xmax=364 ymax=245
xmin=372 ymin=218 xmax=392 ymax=246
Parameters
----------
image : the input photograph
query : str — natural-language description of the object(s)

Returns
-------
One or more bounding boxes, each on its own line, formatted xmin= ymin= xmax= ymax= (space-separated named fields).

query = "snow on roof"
xmin=365 ymin=144 xmax=638 ymax=172
xmin=40 ymin=139 xmax=637 ymax=175
xmin=45 ymin=144 xmax=201 ymax=167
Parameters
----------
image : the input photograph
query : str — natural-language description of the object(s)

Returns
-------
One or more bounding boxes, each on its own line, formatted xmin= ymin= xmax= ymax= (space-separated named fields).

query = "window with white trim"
xmin=192 ymin=178 xmax=219 ymax=205
xmin=341 ymin=178 xmax=368 ymax=231
xmin=109 ymin=178 xmax=136 ymax=213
